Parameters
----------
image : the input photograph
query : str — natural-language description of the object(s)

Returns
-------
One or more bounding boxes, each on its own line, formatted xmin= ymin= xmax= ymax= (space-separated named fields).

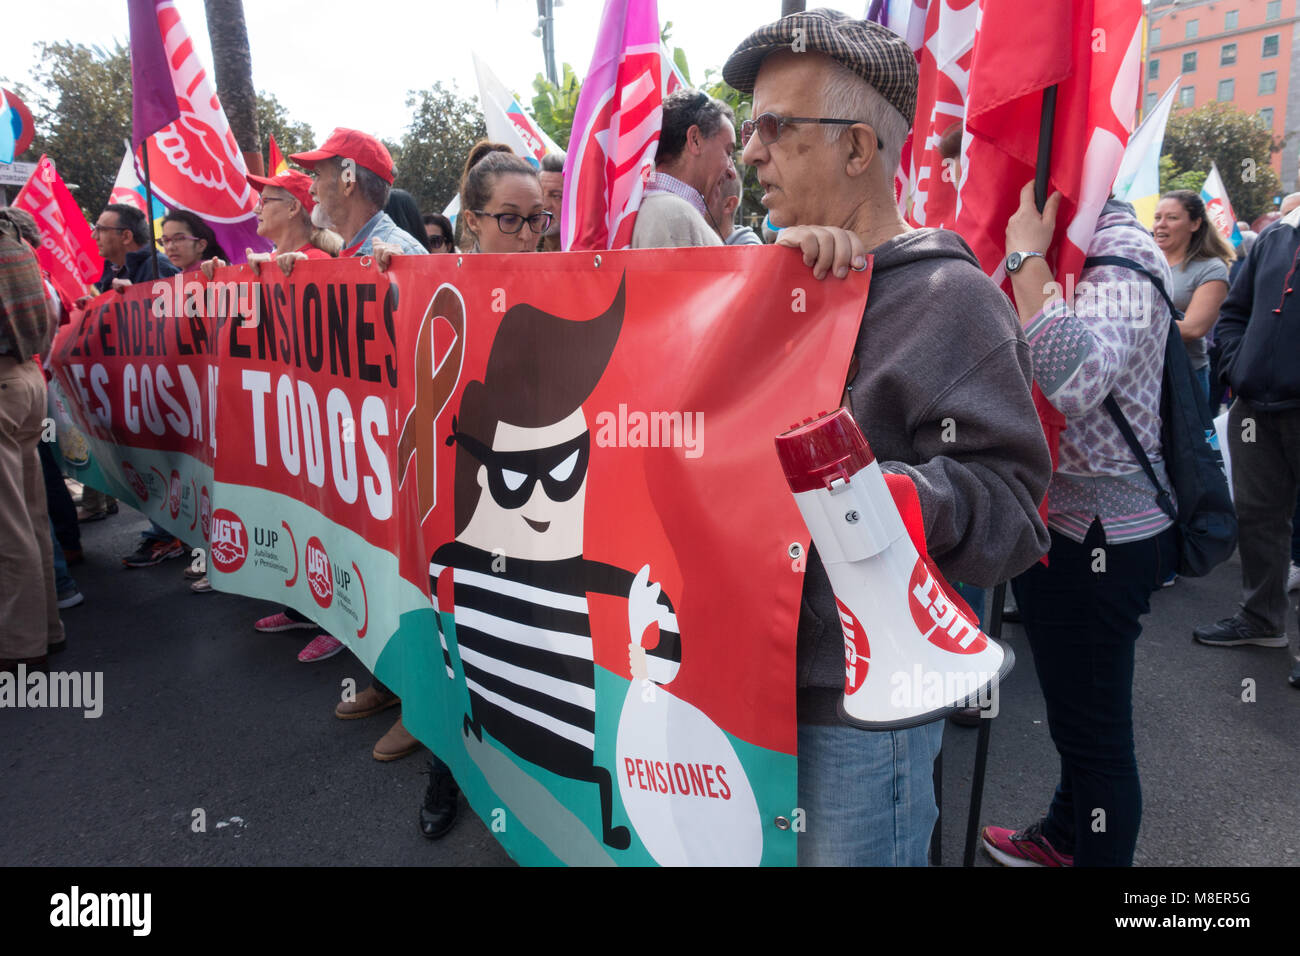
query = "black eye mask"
xmin=448 ymin=424 xmax=590 ymax=510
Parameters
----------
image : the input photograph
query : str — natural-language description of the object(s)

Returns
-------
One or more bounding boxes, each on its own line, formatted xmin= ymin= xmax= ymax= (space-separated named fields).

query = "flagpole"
xmin=1034 ymin=85 xmax=1057 ymax=213
xmin=140 ymin=139 xmax=159 ymax=281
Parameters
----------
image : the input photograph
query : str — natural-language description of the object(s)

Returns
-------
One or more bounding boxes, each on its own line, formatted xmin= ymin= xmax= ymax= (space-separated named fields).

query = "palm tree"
xmin=203 ymin=0 xmax=264 ymax=175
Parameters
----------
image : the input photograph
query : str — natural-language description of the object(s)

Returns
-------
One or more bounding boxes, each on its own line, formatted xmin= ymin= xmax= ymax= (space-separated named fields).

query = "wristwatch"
xmin=1005 ymin=251 xmax=1045 ymax=274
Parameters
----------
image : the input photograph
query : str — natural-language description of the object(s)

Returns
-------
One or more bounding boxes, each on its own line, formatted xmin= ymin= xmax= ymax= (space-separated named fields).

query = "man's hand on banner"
xmin=628 ymin=564 xmax=672 ymax=680
xmin=273 ymin=251 xmax=308 ymax=276
xmin=110 ymin=278 xmax=132 ymax=293
xmin=776 ymin=225 xmax=868 ymax=280
xmin=370 ymin=240 xmax=401 ymax=273
xmin=74 ymin=294 xmax=93 ymax=310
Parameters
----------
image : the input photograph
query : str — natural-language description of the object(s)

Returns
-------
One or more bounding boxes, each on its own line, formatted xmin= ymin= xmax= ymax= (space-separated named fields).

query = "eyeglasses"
xmin=471 ymin=209 xmax=554 ymax=235
xmin=91 ymin=224 xmax=127 ymax=235
xmin=741 ymin=113 xmax=882 ymax=149
xmin=448 ymin=428 xmax=589 ymax=510
xmin=429 ymin=235 xmax=452 ymax=250
xmin=257 ymin=196 xmax=293 ymax=209
xmin=157 ymin=234 xmax=200 ymax=248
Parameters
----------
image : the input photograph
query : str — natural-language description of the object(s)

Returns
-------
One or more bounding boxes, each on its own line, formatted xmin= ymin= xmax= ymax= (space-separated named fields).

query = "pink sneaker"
xmin=298 ymin=634 xmax=344 ymax=663
xmin=254 ymin=611 xmax=316 ymax=633
xmin=981 ymin=820 xmax=1074 ymax=867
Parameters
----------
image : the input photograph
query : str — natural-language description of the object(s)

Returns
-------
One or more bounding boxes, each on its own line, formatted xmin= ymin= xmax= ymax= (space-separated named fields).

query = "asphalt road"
xmin=3 ymin=505 xmax=1297 ymax=867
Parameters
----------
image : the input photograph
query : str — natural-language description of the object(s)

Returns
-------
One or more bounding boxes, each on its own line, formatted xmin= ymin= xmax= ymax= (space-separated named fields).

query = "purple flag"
xmin=127 ymin=0 xmax=269 ymax=262
xmin=128 ymin=0 xmax=180 ymax=146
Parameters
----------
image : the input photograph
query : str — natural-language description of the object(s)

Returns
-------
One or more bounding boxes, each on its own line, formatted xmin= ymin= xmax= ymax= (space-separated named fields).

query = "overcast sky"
xmin=3 ymin=1 xmax=870 ymax=146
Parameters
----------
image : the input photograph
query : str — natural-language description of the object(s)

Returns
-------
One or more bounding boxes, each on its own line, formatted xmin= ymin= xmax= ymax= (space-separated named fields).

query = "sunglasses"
xmin=741 ymin=113 xmax=882 ymax=149
xmin=472 ymin=210 xmax=554 ymax=235
xmin=450 ymin=429 xmax=589 ymax=510
xmin=429 ymin=234 xmax=452 ymax=250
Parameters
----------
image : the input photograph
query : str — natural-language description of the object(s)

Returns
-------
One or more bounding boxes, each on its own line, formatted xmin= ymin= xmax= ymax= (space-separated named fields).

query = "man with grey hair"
xmin=290 ymin=128 xmax=426 ymax=257
xmin=539 ymin=151 xmax=565 ymax=252
xmin=707 ymin=169 xmax=763 ymax=245
xmin=632 ymin=89 xmax=737 ymax=248
xmin=724 ymin=8 xmax=1051 ymax=865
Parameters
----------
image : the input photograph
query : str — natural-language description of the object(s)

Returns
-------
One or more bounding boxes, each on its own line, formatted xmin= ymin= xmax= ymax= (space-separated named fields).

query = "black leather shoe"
xmin=419 ymin=760 xmax=460 ymax=840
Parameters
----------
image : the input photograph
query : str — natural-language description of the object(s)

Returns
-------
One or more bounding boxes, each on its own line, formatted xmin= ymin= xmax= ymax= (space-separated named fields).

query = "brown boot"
xmin=334 ymin=683 xmax=399 ymax=720
xmin=373 ymin=715 xmax=421 ymax=762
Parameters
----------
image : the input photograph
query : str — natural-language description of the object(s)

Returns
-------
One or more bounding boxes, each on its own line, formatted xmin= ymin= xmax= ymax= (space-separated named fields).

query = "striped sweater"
xmin=430 ymin=541 xmax=681 ymax=771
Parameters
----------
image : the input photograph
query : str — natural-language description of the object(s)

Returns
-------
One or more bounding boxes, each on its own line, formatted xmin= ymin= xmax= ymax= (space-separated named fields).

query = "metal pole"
xmin=781 ymin=0 xmax=806 ymax=16
xmin=1034 ymin=86 xmax=1058 ymax=213
xmin=140 ymin=140 xmax=159 ymax=281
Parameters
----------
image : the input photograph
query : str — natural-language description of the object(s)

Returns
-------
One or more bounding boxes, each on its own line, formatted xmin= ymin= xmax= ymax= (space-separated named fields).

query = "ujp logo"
xmin=209 ymin=509 xmax=248 ymax=573
xmin=835 ymin=597 xmax=870 ymax=694
xmin=199 ymin=486 xmax=211 ymax=540
xmin=168 ymin=470 xmax=182 ymax=519
xmin=306 ymin=536 xmax=333 ymax=608
xmin=907 ymin=558 xmax=987 ymax=655
xmin=122 ymin=461 xmax=148 ymax=502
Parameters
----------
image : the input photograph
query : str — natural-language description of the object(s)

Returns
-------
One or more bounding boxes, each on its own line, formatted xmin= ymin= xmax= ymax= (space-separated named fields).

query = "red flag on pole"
xmin=268 ymin=135 xmax=288 ymax=176
xmin=12 ymin=156 xmax=103 ymax=305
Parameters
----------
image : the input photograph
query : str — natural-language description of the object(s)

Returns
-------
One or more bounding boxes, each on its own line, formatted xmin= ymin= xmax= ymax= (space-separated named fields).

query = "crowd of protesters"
xmin=4 ymin=7 xmax=1298 ymax=869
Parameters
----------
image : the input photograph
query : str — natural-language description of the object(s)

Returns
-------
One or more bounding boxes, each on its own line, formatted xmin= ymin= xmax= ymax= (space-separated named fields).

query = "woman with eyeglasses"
xmin=159 ymin=210 xmax=229 ymax=274
xmin=459 ymin=141 xmax=550 ymax=254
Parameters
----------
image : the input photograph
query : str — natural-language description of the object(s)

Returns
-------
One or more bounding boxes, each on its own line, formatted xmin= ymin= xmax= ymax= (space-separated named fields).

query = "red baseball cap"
xmin=247 ymin=170 xmax=316 ymax=212
xmin=290 ymin=128 xmax=396 ymax=184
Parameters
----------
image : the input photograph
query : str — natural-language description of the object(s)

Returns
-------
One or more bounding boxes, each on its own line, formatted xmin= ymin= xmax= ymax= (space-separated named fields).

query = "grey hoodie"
xmin=797 ymin=227 xmax=1052 ymax=723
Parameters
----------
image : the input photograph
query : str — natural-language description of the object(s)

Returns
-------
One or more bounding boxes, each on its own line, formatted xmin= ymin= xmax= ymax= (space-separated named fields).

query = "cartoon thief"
xmin=429 ymin=276 xmax=681 ymax=851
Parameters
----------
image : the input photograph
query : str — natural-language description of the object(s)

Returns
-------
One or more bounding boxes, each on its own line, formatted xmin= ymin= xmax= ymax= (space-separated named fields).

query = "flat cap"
xmin=723 ymin=8 xmax=917 ymax=124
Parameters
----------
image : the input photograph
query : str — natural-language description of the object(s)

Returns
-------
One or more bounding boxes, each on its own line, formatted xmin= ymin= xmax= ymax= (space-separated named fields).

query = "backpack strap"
xmin=1101 ymin=395 xmax=1177 ymax=520
xmin=1085 ymin=253 xmax=1180 ymax=520
xmin=1082 ymin=254 xmax=1181 ymax=320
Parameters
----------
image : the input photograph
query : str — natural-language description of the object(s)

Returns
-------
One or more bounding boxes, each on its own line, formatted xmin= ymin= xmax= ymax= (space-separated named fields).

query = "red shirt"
xmin=294 ymin=244 xmax=334 ymax=260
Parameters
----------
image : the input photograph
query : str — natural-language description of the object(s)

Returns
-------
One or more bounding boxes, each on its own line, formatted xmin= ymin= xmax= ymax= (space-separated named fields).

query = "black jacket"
xmin=1217 ymin=216 xmax=1300 ymax=410
xmin=96 ymin=245 xmax=180 ymax=292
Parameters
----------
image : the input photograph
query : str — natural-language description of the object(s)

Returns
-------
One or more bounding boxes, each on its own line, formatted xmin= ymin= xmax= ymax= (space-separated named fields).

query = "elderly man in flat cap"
xmin=725 ymin=9 xmax=1051 ymax=866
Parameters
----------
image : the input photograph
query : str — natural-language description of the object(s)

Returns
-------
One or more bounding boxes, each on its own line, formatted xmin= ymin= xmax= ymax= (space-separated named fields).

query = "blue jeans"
xmin=797 ymin=718 xmax=944 ymax=865
xmin=50 ymin=519 xmax=76 ymax=595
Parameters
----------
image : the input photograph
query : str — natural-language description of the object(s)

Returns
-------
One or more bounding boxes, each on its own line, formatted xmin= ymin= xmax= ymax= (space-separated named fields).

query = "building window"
xmin=1145 ymin=91 xmax=1159 ymax=113
xmin=1179 ymin=86 xmax=1195 ymax=108
xmin=1267 ymin=1 xmax=1281 ymax=22
xmin=1186 ymin=19 xmax=1199 ymax=39
xmin=1261 ymin=71 xmax=1278 ymax=95
xmin=1182 ymin=51 xmax=1197 ymax=72
xmin=1261 ymin=107 xmax=1275 ymax=128
xmin=1264 ymin=34 xmax=1280 ymax=58
xmin=1149 ymin=59 xmax=1160 ymax=79
xmin=1219 ymin=78 xmax=1235 ymax=100
xmin=1150 ymin=26 xmax=1161 ymax=46
xmin=1222 ymin=42 xmax=1237 ymax=65
xmin=1226 ymin=10 xmax=1238 ymax=30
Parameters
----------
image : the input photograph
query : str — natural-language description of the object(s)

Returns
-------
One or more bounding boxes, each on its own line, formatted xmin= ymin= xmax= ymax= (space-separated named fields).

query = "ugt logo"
xmin=122 ymin=461 xmax=148 ymax=502
xmin=199 ymin=486 xmax=212 ymax=541
xmin=209 ymin=509 xmax=248 ymax=573
xmin=168 ymin=470 xmax=182 ymax=519
xmin=907 ymin=558 xmax=987 ymax=655
xmin=306 ymin=536 xmax=333 ymax=608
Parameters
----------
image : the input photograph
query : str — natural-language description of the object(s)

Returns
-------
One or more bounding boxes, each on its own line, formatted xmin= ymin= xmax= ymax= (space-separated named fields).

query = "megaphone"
xmin=774 ymin=408 xmax=1013 ymax=729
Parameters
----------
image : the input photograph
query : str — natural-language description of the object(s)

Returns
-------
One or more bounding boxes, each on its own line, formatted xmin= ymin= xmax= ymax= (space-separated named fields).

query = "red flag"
xmin=561 ymin=0 xmax=664 ymax=251
xmin=906 ymin=0 xmax=1142 ymax=521
xmin=12 ymin=156 xmax=103 ymax=305
xmin=268 ymin=135 xmax=288 ymax=176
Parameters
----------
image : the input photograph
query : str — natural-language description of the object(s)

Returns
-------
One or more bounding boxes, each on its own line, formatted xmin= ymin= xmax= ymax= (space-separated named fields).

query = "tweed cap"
xmin=723 ymin=8 xmax=917 ymax=123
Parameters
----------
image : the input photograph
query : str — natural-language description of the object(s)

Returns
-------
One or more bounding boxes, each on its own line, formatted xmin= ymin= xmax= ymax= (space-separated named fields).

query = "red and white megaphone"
xmin=774 ymin=408 xmax=1014 ymax=730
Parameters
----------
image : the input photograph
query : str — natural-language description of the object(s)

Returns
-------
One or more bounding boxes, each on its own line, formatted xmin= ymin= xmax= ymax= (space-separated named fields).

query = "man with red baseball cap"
xmin=290 ymin=128 xmax=425 ymax=257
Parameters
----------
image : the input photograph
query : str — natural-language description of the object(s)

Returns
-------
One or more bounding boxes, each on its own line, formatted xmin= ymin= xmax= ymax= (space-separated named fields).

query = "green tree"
xmin=531 ymin=62 xmax=583 ymax=149
xmin=1161 ymin=101 xmax=1282 ymax=220
xmin=390 ymin=82 xmax=487 ymax=215
xmin=4 ymin=41 xmax=132 ymax=218
xmin=255 ymin=92 xmax=315 ymax=160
